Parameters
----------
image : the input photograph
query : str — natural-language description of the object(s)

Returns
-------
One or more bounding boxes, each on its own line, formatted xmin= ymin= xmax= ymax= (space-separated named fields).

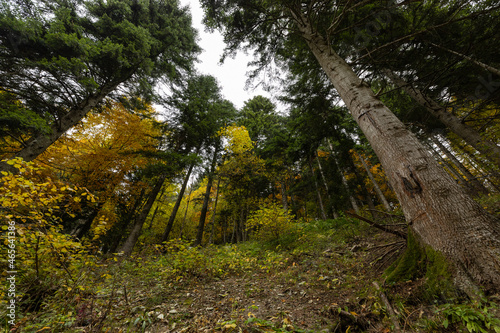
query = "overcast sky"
xmin=179 ymin=0 xmax=280 ymax=111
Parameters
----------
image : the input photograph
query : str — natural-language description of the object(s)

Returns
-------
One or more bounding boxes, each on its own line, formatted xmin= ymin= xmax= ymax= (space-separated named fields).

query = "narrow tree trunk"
xmin=69 ymin=203 xmax=103 ymax=239
xmin=427 ymin=141 xmax=469 ymax=187
xmin=384 ymin=69 xmax=500 ymax=169
xmin=329 ymin=141 xmax=361 ymax=213
xmin=428 ymin=42 xmax=500 ymax=77
xmin=147 ymin=185 xmax=168 ymax=231
xmin=432 ymin=136 xmax=489 ymax=195
xmin=357 ymin=152 xmax=392 ymax=211
xmin=316 ymin=150 xmax=340 ymax=218
xmin=161 ymin=162 xmax=195 ymax=242
xmin=280 ymin=181 xmax=289 ymax=211
xmin=119 ymin=174 xmax=167 ymax=255
xmin=147 ymin=205 xmax=160 ymax=232
xmin=194 ymin=147 xmax=219 ymax=246
xmin=105 ymin=188 xmax=146 ymax=254
xmin=308 ymin=156 xmax=328 ymax=220
xmin=338 ymin=160 xmax=361 ymax=214
xmin=348 ymin=153 xmax=378 ymax=219
xmin=454 ymin=143 xmax=500 ymax=193
xmin=209 ymin=178 xmax=221 ymax=244
xmin=179 ymin=185 xmax=194 ymax=239
xmin=296 ymin=13 xmax=500 ymax=293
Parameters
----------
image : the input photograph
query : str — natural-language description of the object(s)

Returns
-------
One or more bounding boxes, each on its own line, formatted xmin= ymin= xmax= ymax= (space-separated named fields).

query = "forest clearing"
xmin=1 ymin=0 xmax=500 ymax=332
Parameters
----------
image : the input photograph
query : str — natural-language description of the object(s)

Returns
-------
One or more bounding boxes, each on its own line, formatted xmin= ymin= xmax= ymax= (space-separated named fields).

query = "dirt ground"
xmin=101 ymin=233 xmax=406 ymax=332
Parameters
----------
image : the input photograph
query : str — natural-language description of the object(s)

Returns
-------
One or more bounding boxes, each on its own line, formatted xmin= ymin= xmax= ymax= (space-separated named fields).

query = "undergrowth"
xmin=2 ymin=213 xmax=500 ymax=332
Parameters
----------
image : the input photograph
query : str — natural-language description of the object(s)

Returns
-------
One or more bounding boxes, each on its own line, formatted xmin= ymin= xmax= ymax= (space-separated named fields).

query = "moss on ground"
xmin=384 ymin=230 xmax=457 ymax=301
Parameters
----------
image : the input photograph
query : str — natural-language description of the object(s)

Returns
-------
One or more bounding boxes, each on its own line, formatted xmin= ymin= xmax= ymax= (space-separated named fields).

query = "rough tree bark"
xmin=295 ymin=12 xmax=500 ymax=294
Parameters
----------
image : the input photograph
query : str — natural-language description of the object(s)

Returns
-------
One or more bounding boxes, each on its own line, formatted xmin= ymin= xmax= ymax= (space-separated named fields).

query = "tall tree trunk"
xmin=384 ymin=69 xmax=500 ymax=169
xmin=453 ymin=143 xmax=500 ymax=193
xmin=194 ymin=147 xmax=219 ymax=246
xmin=336 ymin=158 xmax=361 ymax=214
xmin=119 ymin=174 xmax=167 ymax=255
xmin=209 ymin=178 xmax=221 ymax=244
xmin=179 ymin=185 xmax=194 ymax=239
xmin=69 ymin=203 xmax=103 ymax=239
xmin=280 ymin=181 xmax=289 ymax=211
xmin=427 ymin=141 xmax=469 ymax=187
xmin=161 ymin=162 xmax=196 ymax=242
xmin=328 ymin=140 xmax=361 ymax=213
xmin=348 ymin=153 xmax=378 ymax=219
xmin=295 ymin=13 xmax=500 ymax=293
xmin=104 ymin=187 xmax=146 ymax=254
xmin=147 ymin=205 xmax=160 ymax=232
xmin=432 ymin=135 xmax=489 ymax=195
xmin=357 ymin=152 xmax=392 ymax=211
xmin=428 ymin=42 xmax=500 ymax=77
xmin=308 ymin=156 xmax=328 ymax=220
xmin=316 ymin=151 xmax=340 ymax=218
xmin=147 ymin=185 xmax=168 ymax=231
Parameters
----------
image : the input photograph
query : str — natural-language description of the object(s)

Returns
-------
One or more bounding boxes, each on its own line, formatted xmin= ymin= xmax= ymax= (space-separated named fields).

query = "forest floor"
xmin=8 ymin=215 xmax=500 ymax=333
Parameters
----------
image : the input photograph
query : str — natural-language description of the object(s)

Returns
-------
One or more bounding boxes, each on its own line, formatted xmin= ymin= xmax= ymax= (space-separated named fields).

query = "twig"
xmin=345 ymin=211 xmax=407 ymax=240
xmin=369 ymin=241 xmax=403 ymax=251
xmin=368 ymin=209 xmax=406 ymax=221
xmin=373 ymin=282 xmax=401 ymax=333
xmin=123 ymin=285 xmax=129 ymax=305
xmin=336 ymin=309 xmax=371 ymax=329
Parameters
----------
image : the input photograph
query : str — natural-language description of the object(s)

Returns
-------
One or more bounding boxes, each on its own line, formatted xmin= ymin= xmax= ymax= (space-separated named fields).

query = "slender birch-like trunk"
xmin=295 ymin=13 xmax=500 ymax=293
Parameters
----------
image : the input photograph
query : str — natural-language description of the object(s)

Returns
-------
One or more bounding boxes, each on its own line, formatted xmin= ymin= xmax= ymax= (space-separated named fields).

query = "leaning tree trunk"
xmin=334 ymin=156 xmax=360 ymax=214
xmin=431 ymin=135 xmax=489 ymax=195
xmin=308 ymin=156 xmax=328 ymax=220
xmin=161 ymin=162 xmax=196 ymax=242
xmin=384 ymin=69 xmax=500 ymax=169
xmin=316 ymin=151 xmax=340 ymax=219
xmin=347 ymin=153 xmax=378 ymax=219
xmin=295 ymin=13 xmax=500 ymax=294
xmin=208 ymin=178 xmax=221 ymax=244
xmin=119 ymin=174 xmax=167 ymax=256
xmin=194 ymin=146 xmax=219 ymax=246
xmin=427 ymin=140 xmax=469 ymax=187
xmin=0 ymin=81 xmax=119 ymax=171
xmin=357 ymin=152 xmax=392 ymax=211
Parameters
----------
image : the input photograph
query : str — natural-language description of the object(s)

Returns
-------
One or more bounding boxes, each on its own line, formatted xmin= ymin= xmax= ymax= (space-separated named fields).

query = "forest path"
xmin=113 ymin=234 xmax=400 ymax=332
